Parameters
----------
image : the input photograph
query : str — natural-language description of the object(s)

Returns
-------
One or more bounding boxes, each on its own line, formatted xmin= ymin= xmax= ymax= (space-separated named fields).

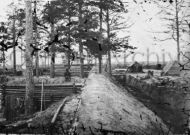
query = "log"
xmin=51 ymin=97 xmax=69 ymax=124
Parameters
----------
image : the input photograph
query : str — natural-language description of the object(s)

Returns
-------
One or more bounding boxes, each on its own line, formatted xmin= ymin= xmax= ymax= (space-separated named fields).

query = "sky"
xmin=0 ymin=0 xmax=189 ymax=66
xmin=117 ymin=0 xmax=179 ymax=64
xmin=0 ymin=0 xmax=11 ymax=21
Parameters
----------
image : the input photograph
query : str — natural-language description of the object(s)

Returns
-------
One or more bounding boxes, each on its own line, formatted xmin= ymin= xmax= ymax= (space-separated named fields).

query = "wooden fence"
xmin=0 ymin=84 xmax=83 ymax=120
xmin=0 ymin=84 xmax=82 ymax=102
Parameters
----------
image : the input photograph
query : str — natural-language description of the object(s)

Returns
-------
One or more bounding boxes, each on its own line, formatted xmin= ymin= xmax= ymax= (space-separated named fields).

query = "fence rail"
xmin=0 ymin=84 xmax=82 ymax=103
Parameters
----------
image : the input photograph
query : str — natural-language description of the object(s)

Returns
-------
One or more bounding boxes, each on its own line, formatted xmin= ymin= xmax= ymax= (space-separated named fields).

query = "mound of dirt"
xmin=74 ymin=73 xmax=172 ymax=135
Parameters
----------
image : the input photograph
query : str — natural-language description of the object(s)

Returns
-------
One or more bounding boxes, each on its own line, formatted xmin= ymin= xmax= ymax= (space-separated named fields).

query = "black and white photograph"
xmin=0 ymin=0 xmax=189 ymax=134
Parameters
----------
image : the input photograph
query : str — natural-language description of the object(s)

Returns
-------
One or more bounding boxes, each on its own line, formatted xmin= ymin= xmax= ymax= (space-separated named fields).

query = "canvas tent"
xmin=162 ymin=61 xmax=181 ymax=76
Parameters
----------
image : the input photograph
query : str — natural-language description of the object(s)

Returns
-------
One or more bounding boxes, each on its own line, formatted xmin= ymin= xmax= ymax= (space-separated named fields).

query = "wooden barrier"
xmin=0 ymin=84 xmax=82 ymax=113
xmin=0 ymin=84 xmax=82 ymax=101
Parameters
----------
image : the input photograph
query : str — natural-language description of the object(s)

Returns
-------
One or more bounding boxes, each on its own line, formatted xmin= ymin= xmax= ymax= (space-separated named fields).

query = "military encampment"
xmin=0 ymin=0 xmax=189 ymax=134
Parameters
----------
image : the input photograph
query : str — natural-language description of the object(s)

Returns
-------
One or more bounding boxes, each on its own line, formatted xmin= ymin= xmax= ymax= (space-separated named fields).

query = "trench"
xmin=113 ymin=74 xmax=187 ymax=134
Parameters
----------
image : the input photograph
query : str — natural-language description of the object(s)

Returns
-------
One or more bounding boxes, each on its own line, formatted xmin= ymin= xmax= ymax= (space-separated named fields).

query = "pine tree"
xmin=55 ymin=0 xmax=78 ymax=70
xmin=34 ymin=0 xmax=39 ymax=77
xmin=42 ymin=0 xmax=63 ymax=78
xmin=78 ymin=0 xmax=85 ymax=77
xmin=105 ymin=0 xmax=126 ymax=75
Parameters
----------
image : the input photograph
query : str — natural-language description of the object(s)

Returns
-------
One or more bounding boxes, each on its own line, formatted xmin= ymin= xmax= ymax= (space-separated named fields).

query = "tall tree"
xmin=0 ymin=22 xmax=9 ymax=73
xmin=104 ymin=0 xmax=127 ymax=75
xmin=98 ymin=0 xmax=103 ymax=73
xmin=57 ymin=0 xmax=99 ymax=76
xmin=34 ymin=0 xmax=39 ymax=77
xmin=85 ymin=0 xmax=127 ymax=73
xmin=78 ymin=0 xmax=84 ymax=78
xmin=152 ymin=0 xmax=189 ymax=63
xmin=57 ymin=0 xmax=78 ymax=70
xmin=42 ymin=1 xmax=63 ymax=78
xmin=12 ymin=15 xmax=16 ymax=74
xmin=7 ymin=3 xmax=17 ymax=74
xmin=67 ymin=3 xmax=72 ymax=70
xmin=106 ymin=9 xmax=111 ymax=75
xmin=7 ymin=1 xmax=26 ymax=74
xmin=24 ymin=0 xmax=35 ymax=115
xmin=174 ymin=0 xmax=180 ymax=62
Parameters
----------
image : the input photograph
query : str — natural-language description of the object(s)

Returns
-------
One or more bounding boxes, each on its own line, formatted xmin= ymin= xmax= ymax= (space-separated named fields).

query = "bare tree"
xmin=152 ymin=0 xmax=189 ymax=63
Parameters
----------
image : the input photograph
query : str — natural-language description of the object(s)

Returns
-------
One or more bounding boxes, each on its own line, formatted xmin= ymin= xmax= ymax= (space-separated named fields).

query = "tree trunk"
xmin=2 ymin=49 xmax=5 ymax=74
xmin=98 ymin=55 xmax=102 ymax=73
xmin=98 ymin=0 xmax=103 ymax=74
xmin=124 ymin=39 xmax=128 ymax=67
xmin=24 ymin=0 xmax=35 ymax=115
xmin=50 ymin=24 xmax=55 ymax=78
xmin=13 ymin=18 xmax=16 ymax=74
xmin=175 ymin=0 xmax=180 ymax=63
xmin=67 ymin=6 xmax=71 ymax=70
xmin=34 ymin=0 xmax=39 ymax=77
xmin=79 ymin=43 xmax=84 ymax=78
xmin=78 ymin=1 xmax=84 ymax=78
xmin=67 ymin=48 xmax=71 ymax=70
xmin=106 ymin=9 xmax=111 ymax=75
xmin=124 ymin=47 xmax=127 ymax=67
xmin=35 ymin=46 xmax=39 ymax=77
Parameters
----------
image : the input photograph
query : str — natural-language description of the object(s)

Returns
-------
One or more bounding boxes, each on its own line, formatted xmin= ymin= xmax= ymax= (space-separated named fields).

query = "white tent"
xmin=162 ymin=61 xmax=181 ymax=76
